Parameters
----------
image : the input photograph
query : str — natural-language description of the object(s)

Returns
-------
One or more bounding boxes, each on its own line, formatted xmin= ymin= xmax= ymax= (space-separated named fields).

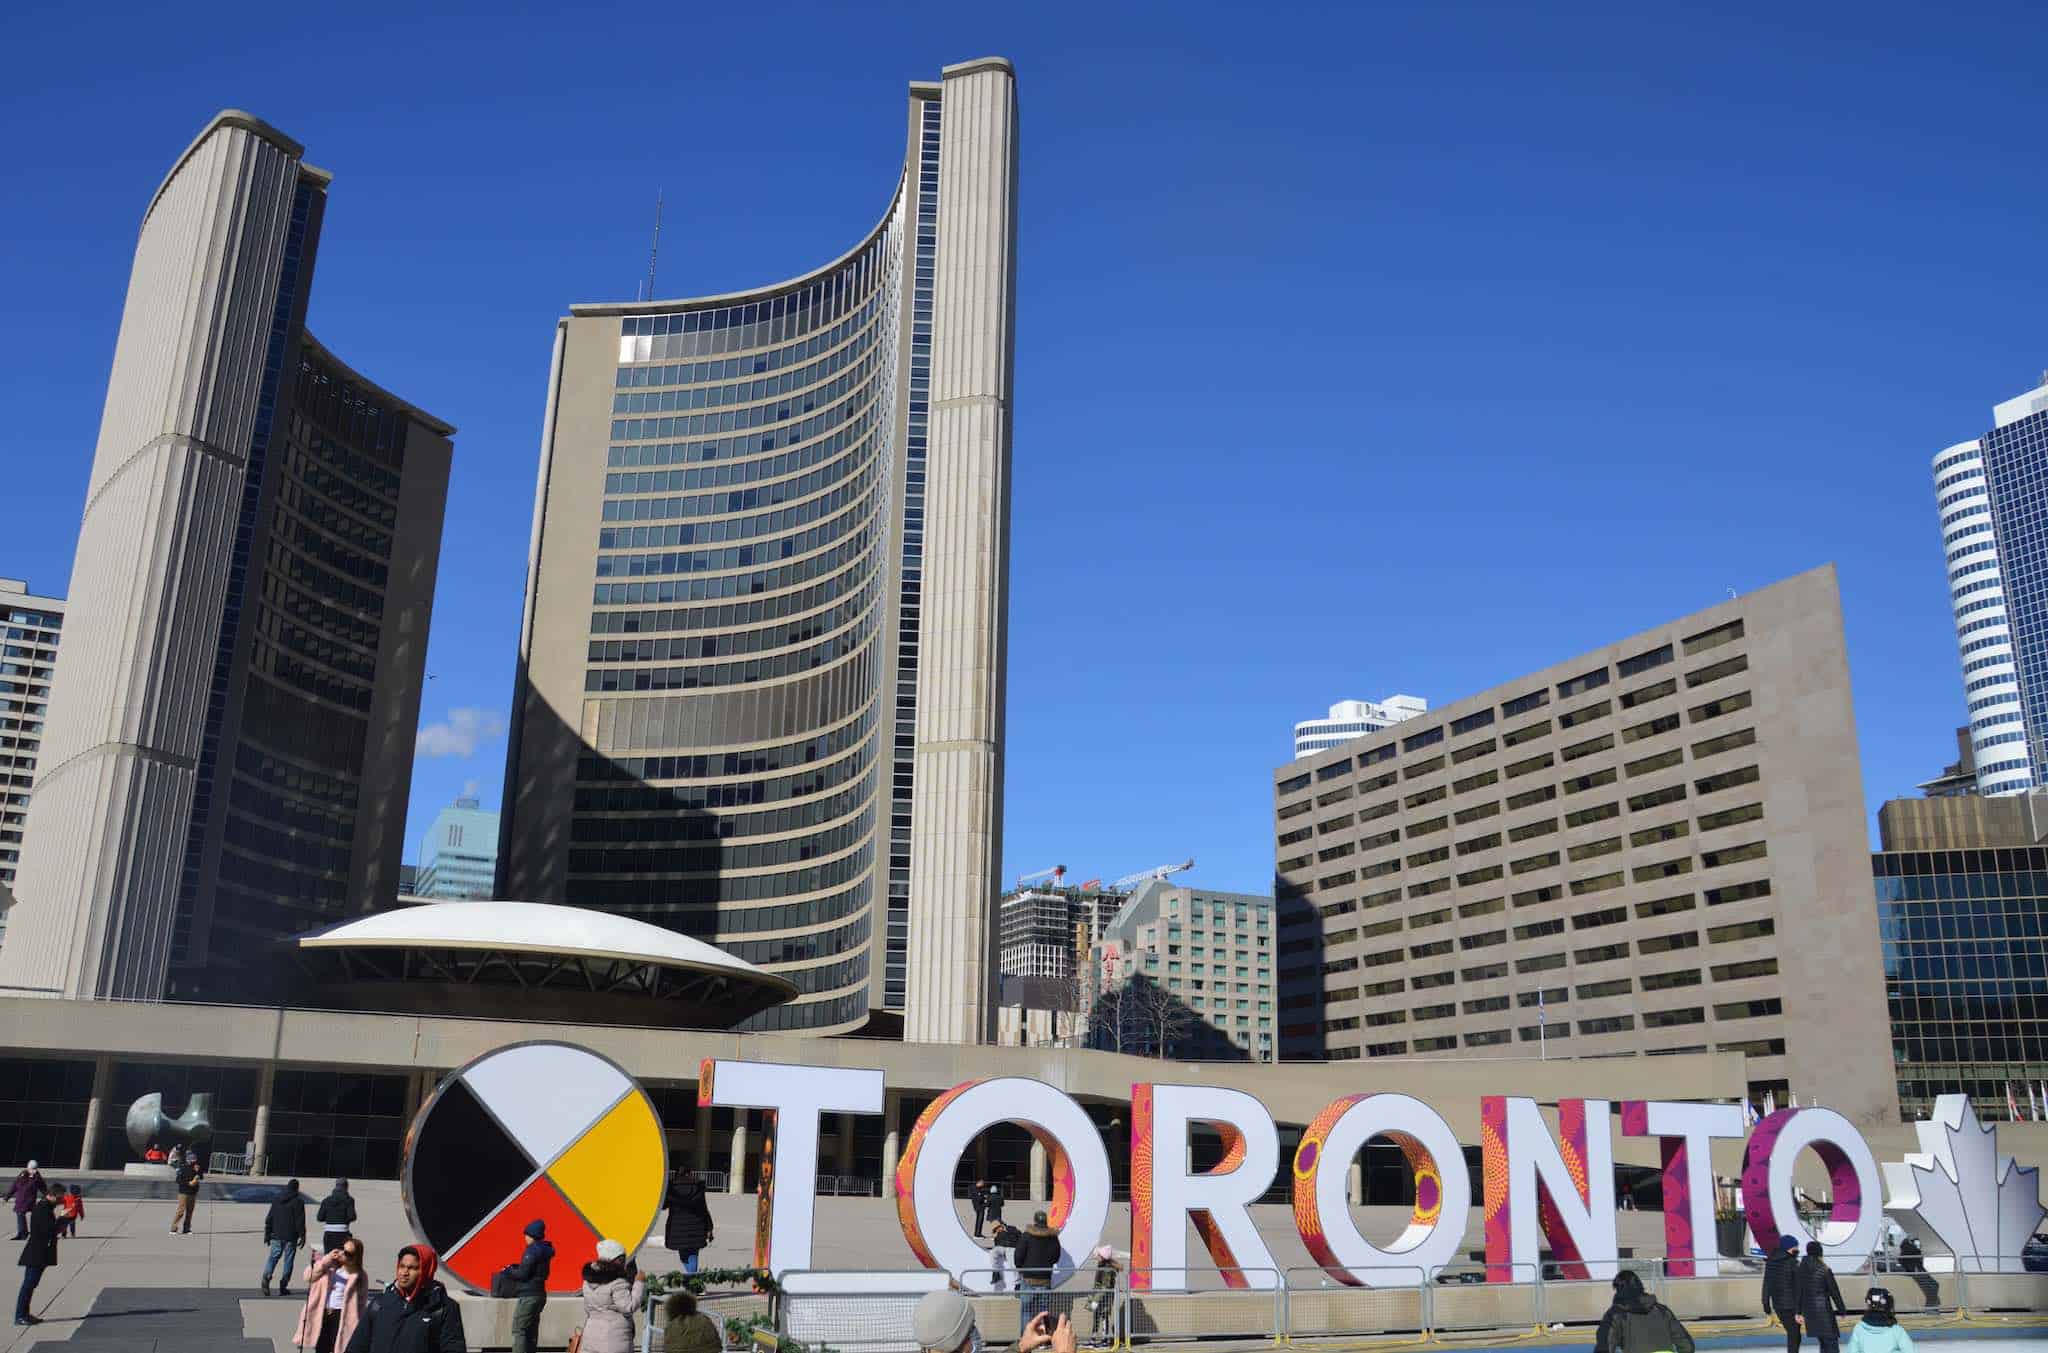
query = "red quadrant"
xmin=444 ymin=1173 xmax=600 ymax=1295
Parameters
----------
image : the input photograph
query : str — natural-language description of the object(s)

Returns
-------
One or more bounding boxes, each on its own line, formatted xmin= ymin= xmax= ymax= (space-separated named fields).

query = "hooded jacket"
xmin=1846 ymin=1315 xmax=1916 ymax=1353
xmin=579 ymin=1257 xmax=648 ymax=1353
xmin=318 ymin=1182 xmax=358 ymax=1230
xmin=1763 ymin=1247 xmax=1801 ymax=1311
xmin=8 ymin=1170 xmax=43 ymax=1215
xmin=1012 ymin=1223 xmax=1062 ymax=1283
xmin=663 ymin=1174 xmax=714 ymax=1252
xmin=504 ymin=1231 xmax=554 ymax=1297
xmin=342 ymin=1245 xmax=465 ymax=1353
xmin=294 ymin=1250 xmax=367 ymax=1351
xmin=1594 ymin=1273 xmax=1694 ymax=1353
xmin=1798 ymin=1256 xmax=1849 ymax=1340
xmin=265 ymin=1181 xmax=307 ymax=1246
xmin=17 ymin=1196 xmax=58 ymax=1269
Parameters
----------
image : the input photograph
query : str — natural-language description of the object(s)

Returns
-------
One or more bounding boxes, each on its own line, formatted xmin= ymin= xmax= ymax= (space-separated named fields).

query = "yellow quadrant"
xmin=546 ymin=1092 xmax=664 ymax=1247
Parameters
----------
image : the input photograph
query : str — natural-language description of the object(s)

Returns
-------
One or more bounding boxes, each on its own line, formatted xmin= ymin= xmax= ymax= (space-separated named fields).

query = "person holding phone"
xmin=912 ymin=1291 xmax=1076 ymax=1353
xmin=294 ymin=1237 xmax=366 ymax=1352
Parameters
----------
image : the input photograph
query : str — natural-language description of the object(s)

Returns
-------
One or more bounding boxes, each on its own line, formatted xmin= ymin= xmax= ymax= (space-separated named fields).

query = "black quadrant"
xmin=408 ymin=1075 xmax=539 ymax=1249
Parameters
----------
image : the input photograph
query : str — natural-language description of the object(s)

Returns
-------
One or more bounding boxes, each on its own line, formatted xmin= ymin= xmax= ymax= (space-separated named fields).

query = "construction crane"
xmin=1015 ymin=864 xmax=1067 ymax=890
xmin=1110 ymin=858 xmax=1194 ymax=890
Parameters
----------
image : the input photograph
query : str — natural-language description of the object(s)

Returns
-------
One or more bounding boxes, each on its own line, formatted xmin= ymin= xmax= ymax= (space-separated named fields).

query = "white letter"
xmin=1621 ymin=1100 xmax=1745 ymax=1277
xmin=1483 ymin=1096 xmax=1617 ymax=1282
xmin=1130 ymin=1084 xmax=1280 ymax=1289
xmin=1293 ymin=1093 xmax=1469 ymax=1286
xmin=1741 ymin=1106 xmax=1883 ymax=1273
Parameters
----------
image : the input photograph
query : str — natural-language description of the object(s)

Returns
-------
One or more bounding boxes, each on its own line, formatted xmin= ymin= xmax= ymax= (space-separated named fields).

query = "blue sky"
xmin=3 ymin=2 xmax=2042 ymax=895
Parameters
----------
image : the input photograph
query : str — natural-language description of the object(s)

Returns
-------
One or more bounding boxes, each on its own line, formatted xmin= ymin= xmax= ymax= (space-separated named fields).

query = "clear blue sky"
xmin=3 ymin=2 xmax=2042 ymax=895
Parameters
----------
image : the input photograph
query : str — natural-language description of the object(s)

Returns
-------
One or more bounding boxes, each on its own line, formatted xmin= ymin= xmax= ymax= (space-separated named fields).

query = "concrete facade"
xmin=0 ymin=579 xmax=63 ymax=901
xmin=1274 ymin=565 xmax=1899 ymax=1127
xmin=498 ymin=61 xmax=1015 ymax=1039
xmin=0 ymin=112 xmax=451 ymax=1003
xmin=1096 ymin=880 xmax=1277 ymax=1061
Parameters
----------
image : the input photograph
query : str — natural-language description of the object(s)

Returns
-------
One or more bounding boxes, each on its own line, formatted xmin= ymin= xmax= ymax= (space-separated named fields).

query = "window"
xmin=1563 ymin=767 xmax=1619 ymax=794
xmin=1407 ymin=846 xmax=1449 ymax=869
xmin=1460 ymin=929 xmax=1507 ymax=950
xmin=1361 ymin=744 xmax=1397 ymax=766
xmin=1359 ymin=917 xmax=1403 ymax=940
xmin=1626 ymin=749 xmax=1684 ymax=777
xmin=1464 ymin=995 xmax=1511 ymax=1014
xmin=1697 ymin=802 xmax=1763 ymax=832
xmin=1635 ymin=892 xmax=1694 ymax=919
xmin=1577 ymin=978 xmax=1631 ymax=999
xmin=1413 ymin=1002 xmax=1455 ymax=1021
xmin=1509 ymin=817 xmax=1559 ymax=843
xmin=1360 ymin=798 xmax=1399 ymax=822
xmin=1717 ymin=1038 xmax=1785 ymax=1057
xmin=1317 ymin=785 xmax=1354 ymax=807
xmin=1503 ymin=719 xmax=1553 ymax=748
xmin=1511 ymin=849 xmax=1560 ymax=873
xmin=1632 ymin=856 xmax=1693 ymax=882
xmin=1703 ymin=878 xmax=1771 ymax=907
xmin=1713 ymin=997 xmax=1782 ymax=1021
xmin=1700 ymin=840 xmax=1767 ymax=869
xmin=1568 ymin=836 xmax=1623 ymax=862
xmin=1455 ymin=831 xmax=1501 ymax=856
xmin=1360 ymin=769 xmax=1397 ymax=790
xmin=1452 ymin=738 xmax=1497 ymax=765
xmin=1572 ymin=905 xmax=1627 ymax=931
xmin=1501 ymin=689 xmax=1549 ymax=717
xmin=1623 ymin=713 xmax=1681 ymax=743
xmin=1708 ymin=917 xmax=1774 ymax=943
xmin=1453 ymin=769 xmax=1500 ymax=796
xmin=1629 ymin=821 xmax=1690 ymax=847
xmin=1565 ymin=801 xmax=1620 ymax=828
xmin=1364 ymin=1009 xmax=1406 ymax=1027
xmin=1507 ymin=784 xmax=1558 ymax=810
xmin=1686 ymin=655 xmax=1749 ymax=687
xmin=1682 ymin=619 xmax=1744 ymax=655
xmin=1404 ymin=754 xmax=1446 ymax=779
xmin=1359 ymin=828 xmax=1399 ymax=850
xmin=1578 ymin=1014 xmax=1636 ymax=1035
xmin=1406 ymin=785 xmax=1448 ymax=809
xmin=1517 ymin=951 xmax=1567 ymax=974
xmin=1562 ymin=733 xmax=1615 ymax=761
xmin=1515 ymin=917 xmax=1565 ymax=940
xmin=1519 ymin=1023 xmax=1571 ymax=1042
xmin=1620 ymin=677 xmax=1678 ymax=710
xmin=1316 ymin=757 xmax=1354 ymax=782
xmin=1411 ymin=939 xmax=1452 ymax=959
xmin=1410 ymin=907 xmax=1451 ymax=929
xmin=1559 ymin=699 xmax=1612 ymax=730
xmin=1465 ymin=1029 xmax=1512 ymax=1047
xmin=1507 ymin=751 xmax=1556 ymax=778
xmin=1575 ymin=942 xmax=1629 ymax=964
xmin=1695 ymin=765 xmax=1761 ymax=795
xmin=1557 ymin=667 xmax=1610 ymax=698
xmin=1688 ymin=690 xmax=1753 ymax=723
xmin=1711 ymin=958 xmax=1777 ymax=981
xmin=1569 ymin=871 xmax=1623 ymax=895
xmin=1644 ymin=1006 xmax=1706 ymax=1028
xmin=1414 ymin=1036 xmax=1457 ymax=1052
xmin=1618 ymin=643 xmax=1674 ymax=678
xmin=1413 ymin=970 xmax=1455 ymax=989
xmin=1455 ymin=799 xmax=1502 ymax=825
xmin=1402 ymin=725 xmax=1445 ymax=753
xmin=1693 ymin=728 xmax=1757 ymax=760
xmin=1638 ymin=930 xmax=1700 ymax=956
xmin=1512 ymin=884 xmax=1561 ymax=906
xmin=1450 ymin=709 xmax=1495 ymax=736
xmin=1278 ymin=773 xmax=1311 ymax=796
xmin=1628 ymin=783 xmax=1687 ymax=812
xmin=1641 ymin=968 xmax=1703 ymax=991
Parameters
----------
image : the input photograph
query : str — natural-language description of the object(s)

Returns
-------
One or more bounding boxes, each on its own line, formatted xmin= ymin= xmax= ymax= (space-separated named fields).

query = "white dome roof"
xmin=298 ymin=900 xmax=796 ymax=997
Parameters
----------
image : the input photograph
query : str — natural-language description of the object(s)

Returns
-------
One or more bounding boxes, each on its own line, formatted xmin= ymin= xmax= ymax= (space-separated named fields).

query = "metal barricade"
xmin=959 ymin=1266 xmax=1102 ymax=1345
xmin=776 ymin=1270 xmax=954 ymax=1353
xmin=1426 ymin=1262 xmax=1540 ymax=1333
xmin=643 ymin=1278 xmax=779 ymax=1353
xmin=1281 ymin=1265 xmax=1426 ymax=1340
xmin=1122 ymin=1267 xmax=1283 ymax=1346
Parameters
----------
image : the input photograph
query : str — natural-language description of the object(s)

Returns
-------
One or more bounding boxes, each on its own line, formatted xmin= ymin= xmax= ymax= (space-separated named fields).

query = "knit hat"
xmin=1779 ymin=1235 xmax=1799 ymax=1251
xmin=524 ymin=1219 xmax=546 ymax=1239
xmin=1034 ymin=1210 xmax=1050 ymax=1225
xmin=911 ymin=1290 xmax=975 ymax=1352
xmin=595 ymin=1238 xmax=626 ymax=1262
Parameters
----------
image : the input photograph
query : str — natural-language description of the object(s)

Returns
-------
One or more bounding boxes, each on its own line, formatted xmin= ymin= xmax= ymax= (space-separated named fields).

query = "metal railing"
xmin=1121 ymin=1268 xmax=1283 ymax=1346
xmin=1280 ymin=1265 xmax=1427 ymax=1340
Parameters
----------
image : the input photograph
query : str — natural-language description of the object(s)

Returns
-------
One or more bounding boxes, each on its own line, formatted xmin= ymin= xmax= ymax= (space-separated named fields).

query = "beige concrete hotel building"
xmin=500 ymin=60 xmax=1018 ymax=1041
xmin=1274 ymin=566 xmax=1899 ymax=1126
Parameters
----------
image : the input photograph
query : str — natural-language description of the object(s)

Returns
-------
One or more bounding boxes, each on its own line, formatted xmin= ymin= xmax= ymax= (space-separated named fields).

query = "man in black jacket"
xmin=344 ymin=1244 xmax=464 ymax=1353
xmin=662 ymin=1167 xmax=714 ymax=1273
xmin=318 ymin=1178 xmax=358 ymax=1252
xmin=262 ymin=1177 xmax=307 ymax=1297
xmin=1013 ymin=1210 xmax=1064 ymax=1327
xmin=170 ymin=1157 xmax=202 ymax=1235
xmin=501 ymin=1219 xmax=552 ymax=1353
xmin=14 ymin=1183 xmax=61 ymax=1326
xmin=1761 ymin=1235 xmax=1802 ymax=1353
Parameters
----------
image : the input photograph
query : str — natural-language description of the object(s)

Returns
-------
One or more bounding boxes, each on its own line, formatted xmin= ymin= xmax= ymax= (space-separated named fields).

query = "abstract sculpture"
xmin=125 ymin=1092 xmax=214 ymax=1158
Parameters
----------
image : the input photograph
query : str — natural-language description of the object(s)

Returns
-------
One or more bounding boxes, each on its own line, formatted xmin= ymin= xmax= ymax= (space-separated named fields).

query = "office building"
xmin=1917 ymin=726 xmax=1980 ymax=798
xmin=414 ymin=795 xmax=500 ymax=900
xmin=0 ymin=580 xmax=64 ymax=902
xmin=498 ymin=60 xmax=1017 ymax=1039
xmin=1934 ymin=374 xmax=2048 ymax=795
xmin=0 ymin=112 xmax=453 ymax=1002
xmin=998 ymin=884 xmax=1123 ymax=980
xmin=1094 ymin=880 xmax=1275 ymax=1061
xmin=1874 ymin=793 xmax=2048 ymax=1120
xmin=1293 ymin=695 xmax=1427 ymax=760
xmin=1273 ymin=565 xmax=1898 ymax=1125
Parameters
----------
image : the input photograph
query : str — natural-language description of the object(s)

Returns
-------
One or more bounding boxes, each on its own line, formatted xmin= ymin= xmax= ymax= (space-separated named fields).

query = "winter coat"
xmin=1593 ymin=1286 xmax=1693 ymax=1353
xmin=341 ymin=1279 xmax=464 ymax=1353
xmin=17 ymin=1197 xmax=58 ymax=1269
xmin=9 ymin=1171 xmax=43 ymax=1215
xmin=578 ymin=1262 xmax=647 ymax=1353
xmin=502 ymin=1238 xmax=553 ymax=1298
xmin=176 ymin=1163 xmax=201 ymax=1196
xmin=1012 ymin=1224 xmax=1062 ymax=1284
xmin=267 ymin=1189 xmax=308 ymax=1246
xmin=318 ymin=1188 xmax=358 ymax=1230
xmin=1846 ymin=1318 xmax=1916 ymax=1353
xmin=663 ymin=1176 xmax=714 ymax=1252
xmin=1762 ymin=1250 xmax=1801 ymax=1312
xmin=294 ymin=1253 xmax=367 ymax=1350
xmin=985 ymin=1183 xmax=1006 ymax=1210
xmin=1797 ymin=1258 xmax=1848 ymax=1341
xmin=664 ymin=1311 xmax=723 ymax=1353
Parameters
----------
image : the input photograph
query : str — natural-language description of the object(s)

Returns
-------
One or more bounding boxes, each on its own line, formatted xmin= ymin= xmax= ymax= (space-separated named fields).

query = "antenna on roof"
xmin=641 ymin=188 xmax=664 ymax=303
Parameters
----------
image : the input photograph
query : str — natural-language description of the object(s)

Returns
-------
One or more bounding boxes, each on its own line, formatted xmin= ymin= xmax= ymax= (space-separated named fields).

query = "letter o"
xmin=1293 ymin=1093 xmax=1469 ymax=1285
xmin=1742 ymin=1107 xmax=1882 ymax=1272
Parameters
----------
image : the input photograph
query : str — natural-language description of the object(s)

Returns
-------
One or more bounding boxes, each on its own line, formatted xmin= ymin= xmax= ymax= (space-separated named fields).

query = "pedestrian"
xmin=972 ymin=1179 xmax=989 ymax=1238
xmin=1797 ymin=1241 xmax=1850 ymax=1353
xmin=8 ymin=1162 xmax=43 ymax=1241
xmin=144 ymin=1142 xmax=166 ymax=1164
xmin=912 ymin=1290 xmax=1075 ymax=1353
xmin=985 ymin=1179 xmax=1006 ymax=1234
xmin=59 ymin=1186 xmax=83 ymax=1238
xmin=1764 ymin=1234 xmax=1803 ymax=1353
xmin=1085 ymin=1246 xmax=1121 ymax=1346
xmin=496 ymin=1219 xmax=552 ymax=1353
xmin=171 ymin=1152 xmax=202 ymax=1235
xmin=1594 ymin=1269 xmax=1693 ymax=1353
xmin=318 ymin=1178 xmax=358 ymax=1252
xmin=662 ymin=1289 xmax=723 ymax=1353
xmin=342 ymin=1243 xmax=463 ymax=1352
xmin=662 ymin=1166 xmax=714 ymax=1275
xmin=295 ymin=1237 xmax=368 ymax=1353
xmin=1846 ymin=1288 xmax=1915 ymax=1353
xmin=1013 ymin=1209 xmax=1063 ymax=1327
xmin=264 ymin=1177 xmax=308 ymax=1297
xmin=13 ymin=1182 xmax=61 ymax=1326
xmin=577 ymin=1238 xmax=646 ymax=1353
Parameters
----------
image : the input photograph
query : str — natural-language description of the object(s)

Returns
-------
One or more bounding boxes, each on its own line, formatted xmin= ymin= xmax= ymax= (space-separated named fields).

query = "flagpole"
xmin=1538 ymin=987 xmax=1547 ymax=1061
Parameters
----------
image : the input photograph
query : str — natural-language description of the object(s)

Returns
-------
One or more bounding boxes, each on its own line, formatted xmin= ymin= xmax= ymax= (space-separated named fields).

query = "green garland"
xmin=643 ymin=1268 xmax=831 ymax=1352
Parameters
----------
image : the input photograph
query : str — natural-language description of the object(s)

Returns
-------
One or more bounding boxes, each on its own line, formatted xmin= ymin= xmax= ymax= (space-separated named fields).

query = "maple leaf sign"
xmin=1883 ymin=1094 xmax=2046 ymax=1273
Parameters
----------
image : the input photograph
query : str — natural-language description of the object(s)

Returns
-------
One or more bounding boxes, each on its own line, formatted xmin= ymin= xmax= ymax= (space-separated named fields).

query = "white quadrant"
xmin=460 ymin=1044 xmax=631 ymax=1167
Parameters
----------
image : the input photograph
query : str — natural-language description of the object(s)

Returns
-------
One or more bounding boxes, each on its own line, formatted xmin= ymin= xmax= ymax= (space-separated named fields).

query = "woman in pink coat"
xmin=294 ymin=1236 xmax=367 ymax=1352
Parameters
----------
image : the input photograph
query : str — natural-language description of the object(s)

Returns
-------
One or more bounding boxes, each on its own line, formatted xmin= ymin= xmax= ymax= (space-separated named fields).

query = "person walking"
xmin=1764 ymin=1234 xmax=1803 ymax=1353
xmin=1593 ymin=1269 xmax=1693 ymax=1353
xmin=14 ymin=1182 xmax=60 ymax=1326
xmin=58 ymin=1186 xmax=83 ymax=1238
xmin=662 ymin=1167 xmax=714 ymax=1275
xmin=1085 ymin=1246 xmax=1120 ymax=1346
xmin=971 ymin=1179 xmax=989 ymax=1238
xmin=1797 ymin=1242 xmax=1850 ymax=1353
xmin=8 ymin=1163 xmax=43 ymax=1241
xmin=1013 ymin=1210 xmax=1063 ymax=1327
xmin=577 ymin=1238 xmax=646 ymax=1353
xmin=318 ymin=1178 xmax=358 ymax=1252
xmin=661 ymin=1290 xmax=723 ymax=1353
xmin=984 ymin=1180 xmax=1006 ymax=1236
xmin=295 ymin=1237 xmax=368 ymax=1353
xmin=342 ymin=1244 xmax=464 ymax=1352
xmin=171 ymin=1153 xmax=203 ymax=1235
xmin=498 ymin=1219 xmax=552 ymax=1353
xmin=264 ymin=1178 xmax=308 ymax=1296
xmin=1846 ymin=1288 xmax=1915 ymax=1353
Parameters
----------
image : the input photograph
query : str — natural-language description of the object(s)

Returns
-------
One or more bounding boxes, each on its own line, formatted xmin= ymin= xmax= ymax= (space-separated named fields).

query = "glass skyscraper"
xmin=1934 ymin=374 xmax=2048 ymax=794
xmin=499 ymin=60 xmax=1017 ymax=1040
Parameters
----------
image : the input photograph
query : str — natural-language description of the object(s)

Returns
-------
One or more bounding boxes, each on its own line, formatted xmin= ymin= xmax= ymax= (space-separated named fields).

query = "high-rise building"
xmin=1934 ymin=373 xmax=2048 ymax=795
xmin=414 ymin=796 xmax=500 ymax=900
xmin=1093 ymin=880 xmax=1276 ymax=1061
xmin=1292 ymin=695 xmax=1427 ymax=760
xmin=0 ymin=112 xmax=452 ymax=1002
xmin=498 ymin=59 xmax=1017 ymax=1039
xmin=0 ymin=580 xmax=64 ymax=904
xmin=997 ymin=884 xmax=1123 ymax=981
xmin=1273 ymin=565 xmax=1899 ymax=1125
xmin=1874 ymin=793 xmax=2048 ymax=1120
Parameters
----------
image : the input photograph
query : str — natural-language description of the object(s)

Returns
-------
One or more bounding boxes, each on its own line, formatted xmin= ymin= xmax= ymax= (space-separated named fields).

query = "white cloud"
xmin=416 ymin=707 xmax=507 ymax=759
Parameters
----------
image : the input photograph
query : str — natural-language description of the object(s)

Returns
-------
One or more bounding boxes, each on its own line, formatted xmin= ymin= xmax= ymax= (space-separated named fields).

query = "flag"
xmin=1743 ymin=1100 xmax=1759 ymax=1129
xmin=2031 ymin=1084 xmax=2040 ymax=1122
xmin=1764 ymin=1090 xmax=1776 ymax=1116
xmin=2038 ymin=1082 xmax=2047 ymax=1121
xmin=2008 ymin=1083 xmax=2022 ymax=1121
xmin=1790 ymin=1090 xmax=1800 ymax=1109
